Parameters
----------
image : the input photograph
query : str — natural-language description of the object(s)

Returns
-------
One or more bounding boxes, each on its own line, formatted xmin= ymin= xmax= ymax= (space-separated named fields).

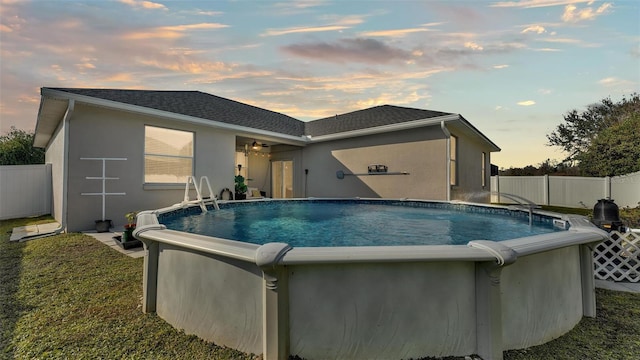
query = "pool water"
xmin=162 ymin=201 xmax=563 ymax=247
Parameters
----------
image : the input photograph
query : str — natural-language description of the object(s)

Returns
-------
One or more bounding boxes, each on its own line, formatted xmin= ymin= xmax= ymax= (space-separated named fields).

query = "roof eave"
xmin=453 ymin=115 xmax=501 ymax=152
xmin=34 ymin=91 xmax=70 ymax=148
xmin=306 ymin=114 xmax=461 ymax=142
xmin=35 ymin=88 xmax=500 ymax=151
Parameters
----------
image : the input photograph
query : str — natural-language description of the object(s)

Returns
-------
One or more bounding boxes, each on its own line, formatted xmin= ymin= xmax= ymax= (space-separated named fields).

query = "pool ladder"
xmin=491 ymin=191 xmax=540 ymax=226
xmin=182 ymin=176 xmax=220 ymax=212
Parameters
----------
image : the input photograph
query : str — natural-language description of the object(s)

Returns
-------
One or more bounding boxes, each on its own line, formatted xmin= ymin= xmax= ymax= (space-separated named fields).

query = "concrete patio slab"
xmin=595 ymin=279 xmax=640 ymax=294
xmin=10 ymin=222 xmax=61 ymax=241
xmin=83 ymin=230 xmax=145 ymax=259
xmin=9 ymin=222 xmax=144 ymax=258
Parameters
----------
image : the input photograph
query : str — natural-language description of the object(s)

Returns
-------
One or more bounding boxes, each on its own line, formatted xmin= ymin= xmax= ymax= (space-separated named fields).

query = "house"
xmin=34 ymin=87 xmax=500 ymax=232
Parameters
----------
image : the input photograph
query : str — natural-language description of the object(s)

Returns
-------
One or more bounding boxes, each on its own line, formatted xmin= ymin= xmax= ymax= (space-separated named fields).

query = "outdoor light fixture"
xmin=251 ymin=141 xmax=262 ymax=151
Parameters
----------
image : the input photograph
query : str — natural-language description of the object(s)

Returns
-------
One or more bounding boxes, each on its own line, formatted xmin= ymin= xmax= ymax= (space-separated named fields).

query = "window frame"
xmin=450 ymin=135 xmax=458 ymax=186
xmin=143 ymin=125 xmax=194 ymax=185
xmin=481 ymin=152 xmax=487 ymax=188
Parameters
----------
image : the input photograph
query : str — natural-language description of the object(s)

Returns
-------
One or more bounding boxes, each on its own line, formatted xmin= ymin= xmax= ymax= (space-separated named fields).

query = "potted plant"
xmin=234 ymin=175 xmax=248 ymax=200
xmin=122 ymin=211 xmax=138 ymax=242
xmin=95 ymin=219 xmax=112 ymax=233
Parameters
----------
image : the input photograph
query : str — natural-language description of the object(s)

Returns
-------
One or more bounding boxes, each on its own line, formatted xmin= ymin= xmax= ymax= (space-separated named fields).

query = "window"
xmin=144 ymin=126 xmax=194 ymax=183
xmin=450 ymin=135 xmax=457 ymax=186
xmin=481 ymin=152 xmax=487 ymax=187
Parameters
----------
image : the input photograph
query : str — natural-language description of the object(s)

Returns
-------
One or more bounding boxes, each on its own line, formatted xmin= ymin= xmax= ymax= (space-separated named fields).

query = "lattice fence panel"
xmin=594 ymin=231 xmax=640 ymax=282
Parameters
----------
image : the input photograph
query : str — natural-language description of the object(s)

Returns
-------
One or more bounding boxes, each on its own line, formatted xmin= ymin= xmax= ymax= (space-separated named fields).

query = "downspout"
xmin=441 ymin=120 xmax=451 ymax=201
xmin=61 ymin=99 xmax=74 ymax=232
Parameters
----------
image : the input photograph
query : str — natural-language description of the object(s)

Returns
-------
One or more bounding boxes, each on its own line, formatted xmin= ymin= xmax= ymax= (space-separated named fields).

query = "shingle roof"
xmin=48 ymin=88 xmax=306 ymax=137
xmin=45 ymin=88 xmax=463 ymax=142
xmin=304 ymin=105 xmax=453 ymax=137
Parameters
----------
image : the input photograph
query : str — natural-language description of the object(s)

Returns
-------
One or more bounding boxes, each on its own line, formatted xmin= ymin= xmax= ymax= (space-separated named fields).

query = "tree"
xmin=547 ymin=93 xmax=640 ymax=164
xmin=0 ymin=127 xmax=45 ymax=165
xmin=498 ymin=159 xmax=580 ymax=176
xmin=577 ymin=114 xmax=640 ymax=176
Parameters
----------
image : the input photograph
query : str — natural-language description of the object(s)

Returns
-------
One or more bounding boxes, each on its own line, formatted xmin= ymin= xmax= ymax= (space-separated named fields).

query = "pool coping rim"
xmin=134 ymin=197 xmax=608 ymax=267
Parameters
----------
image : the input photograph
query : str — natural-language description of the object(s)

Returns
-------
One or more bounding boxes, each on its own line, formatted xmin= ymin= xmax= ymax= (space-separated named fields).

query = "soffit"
xmin=33 ymin=96 xmax=69 ymax=148
xmin=446 ymin=117 xmax=501 ymax=152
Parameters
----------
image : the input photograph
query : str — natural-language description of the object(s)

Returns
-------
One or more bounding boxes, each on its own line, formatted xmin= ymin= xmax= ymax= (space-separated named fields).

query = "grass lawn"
xmin=539 ymin=205 xmax=640 ymax=229
xmin=2 ymin=215 xmax=639 ymax=360
xmin=1 ymin=216 xmax=254 ymax=360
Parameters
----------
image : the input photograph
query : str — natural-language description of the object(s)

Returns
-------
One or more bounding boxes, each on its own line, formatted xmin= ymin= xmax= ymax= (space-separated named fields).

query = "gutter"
xmin=306 ymin=114 xmax=460 ymax=143
xmin=59 ymin=98 xmax=74 ymax=233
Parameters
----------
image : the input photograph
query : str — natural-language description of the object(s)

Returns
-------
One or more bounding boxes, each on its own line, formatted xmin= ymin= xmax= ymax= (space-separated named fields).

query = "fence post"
xmin=604 ymin=176 xmax=611 ymax=199
xmin=45 ymin=163 xmax=52 ymax=216
xmin=543 ymin=174 xmax=549 ymax=206
xmin=495 ymin=175 xmax=500 ymax=203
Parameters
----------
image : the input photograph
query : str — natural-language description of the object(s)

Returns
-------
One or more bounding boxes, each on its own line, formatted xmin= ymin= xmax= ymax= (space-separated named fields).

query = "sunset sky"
xmin=1 ymin=0 xmax=638 ymax=168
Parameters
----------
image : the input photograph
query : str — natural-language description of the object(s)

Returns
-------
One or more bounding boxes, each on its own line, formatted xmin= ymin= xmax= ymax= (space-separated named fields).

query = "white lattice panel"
xmin=594 ymin=231 xmax=640 ymax=283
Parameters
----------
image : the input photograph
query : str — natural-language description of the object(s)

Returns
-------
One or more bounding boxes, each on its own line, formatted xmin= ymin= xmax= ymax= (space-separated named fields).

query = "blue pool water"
xmin=161 ymin=201 xmax=563 ymax=247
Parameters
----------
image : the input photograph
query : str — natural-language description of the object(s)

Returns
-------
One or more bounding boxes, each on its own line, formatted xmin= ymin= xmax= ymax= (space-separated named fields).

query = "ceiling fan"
xmin=250 ymin=140 xmax=268 ymax=150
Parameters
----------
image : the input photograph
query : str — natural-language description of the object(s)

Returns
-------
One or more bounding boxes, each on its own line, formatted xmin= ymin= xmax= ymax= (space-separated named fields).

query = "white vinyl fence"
xmin=491 ymin=171 xmax=640 ymax=209
xmin=0 ymin=164 xmax=52 ymax=220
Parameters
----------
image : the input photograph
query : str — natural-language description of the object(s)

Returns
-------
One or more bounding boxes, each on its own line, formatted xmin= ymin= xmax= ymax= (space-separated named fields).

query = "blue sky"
xmin=1 ymin=0 xmax=638 ymax=168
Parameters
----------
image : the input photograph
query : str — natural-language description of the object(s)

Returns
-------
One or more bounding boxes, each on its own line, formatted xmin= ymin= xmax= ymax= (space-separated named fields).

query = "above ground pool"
xmin=134 ymin=198 xmax=608 ymax=360
xmin=161 ymin=200 xmax=563 ymax=247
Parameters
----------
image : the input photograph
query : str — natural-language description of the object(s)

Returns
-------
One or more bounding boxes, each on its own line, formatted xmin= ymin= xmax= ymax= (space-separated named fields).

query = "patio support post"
xmin=142 ymin=240 xmax=159 ymax=313
xmin=580 ymin=243 xmax=596 ymax=317
xmin=475 ymin=261 xmax=505 ymax=360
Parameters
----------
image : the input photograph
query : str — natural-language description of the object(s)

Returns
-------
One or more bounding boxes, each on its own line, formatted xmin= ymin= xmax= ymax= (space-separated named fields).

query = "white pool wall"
xmin=134 ymin=199 xmax=607 ymax=360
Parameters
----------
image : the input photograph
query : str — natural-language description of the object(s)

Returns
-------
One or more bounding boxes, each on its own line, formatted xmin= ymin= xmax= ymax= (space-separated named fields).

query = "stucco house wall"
xmin=450 ymin=129 xmax=494 ymax=202
xmin=35 ymin=88 xmax=500 ymax=231
xmin=64 ymin=103 xmax=236 ymax=231
xmin=302 ymin=127 xmax=449 ymax=200
xmin=45 ymin=119 xmax=66 ymax=227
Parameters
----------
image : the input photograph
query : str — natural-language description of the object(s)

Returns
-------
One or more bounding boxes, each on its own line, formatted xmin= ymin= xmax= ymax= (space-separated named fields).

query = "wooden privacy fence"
xmin=0 ymin=164 xmax=52 ymax=220
xmin=491 ymin=171 xmax=640 ymax=209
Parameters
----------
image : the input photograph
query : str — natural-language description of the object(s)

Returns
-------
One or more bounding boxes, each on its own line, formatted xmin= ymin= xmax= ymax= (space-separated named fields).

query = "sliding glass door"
xmin=271 ymin=160 xmax=293 ymax=198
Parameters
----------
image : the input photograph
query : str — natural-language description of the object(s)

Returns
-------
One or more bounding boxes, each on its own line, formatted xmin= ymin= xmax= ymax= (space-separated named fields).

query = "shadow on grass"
xmin=0 ymin=222 xmax=31 ymax=358
xmin=0 ymin=216 xmax=53 ymax=357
